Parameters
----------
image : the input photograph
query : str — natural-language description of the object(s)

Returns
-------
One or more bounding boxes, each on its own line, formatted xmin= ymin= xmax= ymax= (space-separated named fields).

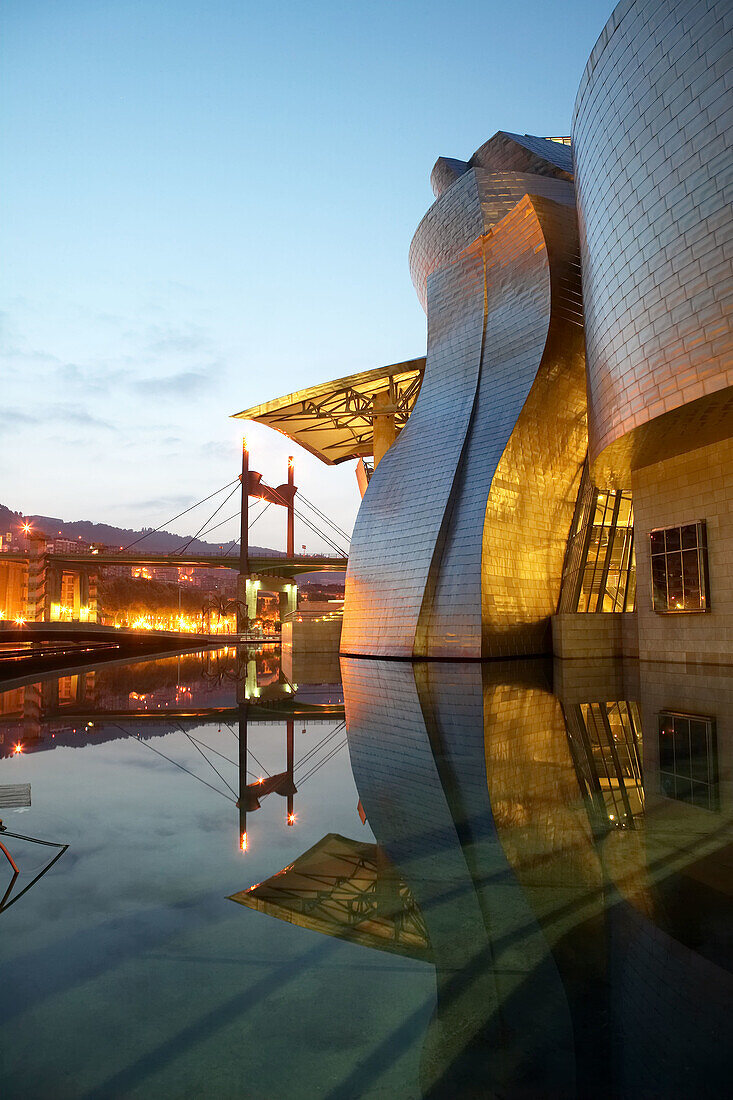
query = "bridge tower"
xmin=236 ymin=439 xmax=298 ymax=634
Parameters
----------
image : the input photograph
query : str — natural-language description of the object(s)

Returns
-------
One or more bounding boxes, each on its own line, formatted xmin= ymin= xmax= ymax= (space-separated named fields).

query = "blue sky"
xmin=1 ymin=0 xmax=611 ymax=551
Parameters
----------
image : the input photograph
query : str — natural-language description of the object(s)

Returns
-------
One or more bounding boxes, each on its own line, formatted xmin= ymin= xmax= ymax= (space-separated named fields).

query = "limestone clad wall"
xmin=573 ymin=0 xmax=733 ymax=486
xmin=632 ymin=436 xmax=733 ymax=665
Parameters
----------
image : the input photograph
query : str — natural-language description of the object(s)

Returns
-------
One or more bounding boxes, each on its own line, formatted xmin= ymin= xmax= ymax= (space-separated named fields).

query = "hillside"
xmin=0 ymin=502 xmax=279 ymax=558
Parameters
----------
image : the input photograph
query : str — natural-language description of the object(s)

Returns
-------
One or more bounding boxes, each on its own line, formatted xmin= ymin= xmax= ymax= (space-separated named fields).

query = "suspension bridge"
xmin=0 ymin=439 xmax=349 ymax=648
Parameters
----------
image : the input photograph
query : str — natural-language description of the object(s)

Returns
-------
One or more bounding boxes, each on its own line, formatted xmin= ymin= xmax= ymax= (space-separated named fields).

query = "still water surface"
xmin=0 ymin=647 xmax=731 ymax=1098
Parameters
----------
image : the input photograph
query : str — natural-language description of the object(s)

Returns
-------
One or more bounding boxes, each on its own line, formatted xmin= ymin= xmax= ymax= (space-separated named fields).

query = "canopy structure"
xmin=232 ymin=357 xmax=425 ymax=465
xmin=229 ymin=831 xmax=431 ymax=961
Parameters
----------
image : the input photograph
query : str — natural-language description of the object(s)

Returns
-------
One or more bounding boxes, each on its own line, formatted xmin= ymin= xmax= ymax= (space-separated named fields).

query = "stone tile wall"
xmin=551 ymin=611 xmax=639 ymax=660
xmin=632 ymin=435 xmax=733 ymax=664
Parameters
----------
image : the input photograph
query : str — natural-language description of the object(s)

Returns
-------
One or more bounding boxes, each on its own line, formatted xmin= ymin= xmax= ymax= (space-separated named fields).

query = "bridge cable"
xmin=297 ymin=738 xmax=348 ymax=785
xmin=175 ymin=722 xmax=238 ymax=798
xmin=296 ymin=493 xmax=351 ymax=543
xmin=194 ymin=499 xmax=266 ymax=542
xmin=293 ymin=720 xmax=346 ymax=773
xmin=112 ymin=723 xmax=236 ymax=803
xmin=121 ymin=480 xmax=240 ymax=551
xmin=223 ymin=721 xmax=270 ymax=778
xmin=290 ymin=502 xmax=347 ymax=555
xmin=172 ymin=483 xmax=241 ymax=556
xmin=184 ymin=483 xmax=347 ymax=558
xmin=290 ymin=506 xmax=347 ymax=555
xmin=183 ymin=500 xmax=273 ymax=554
xmin=248 ymin=501 xmax=271 ymax=532
xmin=182 ymin=732 xmax=237 ymax=770
xmin=261 ymin=481 xmax=347 ymax=555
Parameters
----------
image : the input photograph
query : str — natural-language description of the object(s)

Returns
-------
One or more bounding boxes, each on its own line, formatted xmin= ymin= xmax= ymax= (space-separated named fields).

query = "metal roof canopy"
xmin=231 ymin=357 xmax=425 ymax=465
xmin=229 ymin=831 xmax=431 ymax=960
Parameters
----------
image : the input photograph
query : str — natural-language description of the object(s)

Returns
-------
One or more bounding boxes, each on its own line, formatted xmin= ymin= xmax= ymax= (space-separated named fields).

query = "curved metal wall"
xmin=342 ymin=155 xmax=586 ymax=657
xmin=409 ymin=167 xmax=575 ymax=312
xmin=573 ymin=0 xmax=733 ymax=486
xmin=341 ymin=656 xmax=579 ymax=1095
xmin=341 ymin=226 xmax=487 ymax=658
xmin=419 ymin=195 xmax=586 ymax=658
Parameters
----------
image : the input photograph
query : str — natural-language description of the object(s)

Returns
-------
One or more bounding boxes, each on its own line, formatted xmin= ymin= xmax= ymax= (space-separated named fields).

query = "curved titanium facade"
xmin=342 ymin=134 xmax=587 ymax=658
xmin=341 ymin=657 xmax=577 ymax=1096
xmin=573 ymin=0 xmax=733 ymax=486
xmin=341 ymin=656 xmax=733 ymax=1095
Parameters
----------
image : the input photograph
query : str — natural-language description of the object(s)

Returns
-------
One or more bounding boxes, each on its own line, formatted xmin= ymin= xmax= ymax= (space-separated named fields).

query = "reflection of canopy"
xmin=231 ymin=358 xmax=425 ymax=465
xmin=229 ymin=832 xmax=431 ymax=960
xmin=0 ymin=784 xmax=31 ymax=809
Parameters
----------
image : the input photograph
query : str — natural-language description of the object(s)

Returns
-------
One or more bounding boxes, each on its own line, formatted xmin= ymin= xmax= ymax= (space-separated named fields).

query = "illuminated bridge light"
xmin=287 ymin=813 xmax=296 ymax=826
xmin=240 ymin=832 xmax=248 ymax=852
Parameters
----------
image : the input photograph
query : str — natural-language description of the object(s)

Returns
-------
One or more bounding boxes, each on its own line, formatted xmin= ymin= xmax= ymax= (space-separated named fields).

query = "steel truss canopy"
xmin=229 ymin=832 xmax=431 ymax=960
xmin=231 ymin=357 xmax=425 ymax=465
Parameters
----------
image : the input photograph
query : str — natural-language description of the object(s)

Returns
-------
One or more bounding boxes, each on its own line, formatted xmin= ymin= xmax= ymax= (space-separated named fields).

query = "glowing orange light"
xmin=14 ymin=616 xmax=26 ymax=626
xmin=240 ymin=832 xmax=248 ymax=852
xmin=22 ymin=523 xmax=31 ymax=533
xmin=287 ymin=813 xmax=296 ymax=825
xmin=288 ymin=455 xmax=294 ymax=469
xmin=242 ymin=435 xmax=248 ymax=453
xmin=257 ymin=776 xmax=264 ymax=784
xmin=13 ymin=743 xmax=23 ymax=755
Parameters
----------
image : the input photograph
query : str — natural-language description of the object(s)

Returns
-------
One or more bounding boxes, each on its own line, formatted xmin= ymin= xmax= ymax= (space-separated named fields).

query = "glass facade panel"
xmin=681 ymin=524 xmax=697 ymax=550
xmin=667 ymin=552 xmax=683 ymax=609
xmin=563 ymin=699 xmax=644 ymax=833
xmin=650 ymin=529 xmax=665 ymax=555
xmin=558 ymin=460 xmax=636 ymax=613
xmin=649 ymin=522 xmax=708 ymax=612
xmin=665 ymin=527 xmax=681 ymax=553
xmin=658 ymin=711 xmax=718 ymax=811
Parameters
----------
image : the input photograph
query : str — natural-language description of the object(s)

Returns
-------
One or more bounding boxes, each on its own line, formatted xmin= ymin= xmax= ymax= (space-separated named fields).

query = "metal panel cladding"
xmin=342 ymin=133 xmax=587 ymax=658
xmin=573 ymin=0 xmax=733 ymax=486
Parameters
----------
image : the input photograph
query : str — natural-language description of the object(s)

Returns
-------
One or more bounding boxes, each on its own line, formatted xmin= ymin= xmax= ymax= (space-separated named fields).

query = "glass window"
xmin=649 ymin=522 xmax=708 ymax=612
xmin=564 ymin=700 xmax=644 ymax=832
xmin=658 ymin=712 xmax=718 ymax=811
xmin=558 ymin=461 xmax=637 ymax=614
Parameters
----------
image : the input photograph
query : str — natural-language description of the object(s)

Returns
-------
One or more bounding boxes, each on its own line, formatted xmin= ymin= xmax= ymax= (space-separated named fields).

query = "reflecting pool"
xmin=1 ymin=648 xmax=731 ymax=1097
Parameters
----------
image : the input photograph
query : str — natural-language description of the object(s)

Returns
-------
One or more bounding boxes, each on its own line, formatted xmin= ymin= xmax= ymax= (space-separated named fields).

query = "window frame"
xmin=658 ymin=710 xmax=719 ymax=812
xmin=649 ymin=520 xmax=709 ymax=613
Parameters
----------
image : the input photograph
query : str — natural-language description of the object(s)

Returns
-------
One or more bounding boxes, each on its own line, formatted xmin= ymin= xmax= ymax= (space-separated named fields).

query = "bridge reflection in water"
xmin=234 ymin=656 xmax=732 ymax=1098
xmin=0 ymin=644 xmax=345 ymax=860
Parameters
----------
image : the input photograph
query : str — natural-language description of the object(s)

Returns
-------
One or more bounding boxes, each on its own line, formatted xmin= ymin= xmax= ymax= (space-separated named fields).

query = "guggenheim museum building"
xmin=237 ymin=0 xmax=732 ymax=668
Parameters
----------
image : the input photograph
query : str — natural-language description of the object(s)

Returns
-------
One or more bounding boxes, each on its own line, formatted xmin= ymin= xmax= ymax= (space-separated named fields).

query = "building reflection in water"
xmin=236 ymin=656 xmax=732 ymax=1098
xmin=3 ymin=643 xmax=731 ymax=1094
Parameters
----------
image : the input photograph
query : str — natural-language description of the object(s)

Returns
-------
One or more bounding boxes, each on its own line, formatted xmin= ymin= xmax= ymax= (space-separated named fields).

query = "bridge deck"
xmin=1 ymin=552 xmax=347 ymax=575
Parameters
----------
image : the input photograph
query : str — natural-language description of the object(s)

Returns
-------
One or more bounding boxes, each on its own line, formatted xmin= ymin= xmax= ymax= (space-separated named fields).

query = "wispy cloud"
xmin=133 ymin=494 xmax=193 ymax=511
xmin=0 ymin=407 xmax=41 ymax=425
xmin=200 ymin=439 xmax=234 ymax=459
xmin=129 ymin=369 xmax=214 ymax=396
xmin=144 ymin=324 xmax=214 ymax=356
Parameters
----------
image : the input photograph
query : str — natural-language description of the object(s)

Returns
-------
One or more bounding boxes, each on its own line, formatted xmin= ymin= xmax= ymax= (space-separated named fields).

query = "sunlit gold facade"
xmin=342 ymin=136 xmax=586 ymax=658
